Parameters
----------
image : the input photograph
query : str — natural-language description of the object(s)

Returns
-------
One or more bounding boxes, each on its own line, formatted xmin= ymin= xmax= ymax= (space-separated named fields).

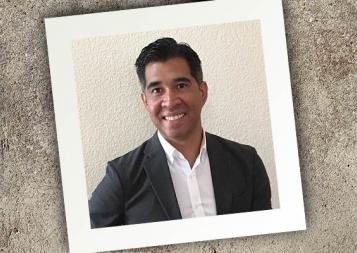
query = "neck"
xmin=164 ymin=127 xmax=203 ymax=168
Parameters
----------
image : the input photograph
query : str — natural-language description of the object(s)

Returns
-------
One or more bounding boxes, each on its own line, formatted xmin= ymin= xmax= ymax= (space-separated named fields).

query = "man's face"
xmin=141 ymin=57 xmax=208 ymax=143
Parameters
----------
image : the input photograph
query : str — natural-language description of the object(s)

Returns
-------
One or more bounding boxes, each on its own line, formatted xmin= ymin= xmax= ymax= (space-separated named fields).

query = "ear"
xmin=199 ymin=81 xmax=208 ymax=104
xmin=140 ymin=92 xmax=149 ymax=111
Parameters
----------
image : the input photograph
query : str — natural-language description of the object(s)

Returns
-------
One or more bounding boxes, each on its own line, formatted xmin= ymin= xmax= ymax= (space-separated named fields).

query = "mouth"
xmin=163 ymin=113 xmax=186 ymax=121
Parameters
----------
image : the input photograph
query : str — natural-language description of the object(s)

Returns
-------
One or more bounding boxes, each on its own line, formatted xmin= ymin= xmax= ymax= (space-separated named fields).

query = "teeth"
xmin=165 ymin=113 xmax=184 ymax=121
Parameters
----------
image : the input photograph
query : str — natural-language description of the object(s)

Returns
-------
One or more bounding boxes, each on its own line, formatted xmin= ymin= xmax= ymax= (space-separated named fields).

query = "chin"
xmin=165 ymin=130 xmax=194 ymax=142
xmin=159 ymin=128 xmax=182 ymax=138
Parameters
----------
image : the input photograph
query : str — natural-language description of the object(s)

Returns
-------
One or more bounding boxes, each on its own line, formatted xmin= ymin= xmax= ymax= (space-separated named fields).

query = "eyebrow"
xmin=173 ymin=77 xmax=191 ymax=83
xmin=146 ymin=81 xmax=161 ymax=91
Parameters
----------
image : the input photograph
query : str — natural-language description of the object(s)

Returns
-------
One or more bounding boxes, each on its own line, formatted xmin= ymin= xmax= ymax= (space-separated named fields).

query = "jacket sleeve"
xmin=251 ymin=148 xmax=272 ymax=210
xmin=89 ymin=161 xmax=125 ymax=228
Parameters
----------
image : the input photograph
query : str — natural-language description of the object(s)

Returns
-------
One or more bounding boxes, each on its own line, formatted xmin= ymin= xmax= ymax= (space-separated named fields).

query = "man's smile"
xmin=162 ymin=113 xmax=186 ymax=121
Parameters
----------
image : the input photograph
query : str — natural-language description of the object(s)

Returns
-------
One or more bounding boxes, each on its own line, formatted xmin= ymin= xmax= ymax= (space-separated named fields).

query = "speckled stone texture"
xmin=0 ymin=0 xmax=356 ymax=252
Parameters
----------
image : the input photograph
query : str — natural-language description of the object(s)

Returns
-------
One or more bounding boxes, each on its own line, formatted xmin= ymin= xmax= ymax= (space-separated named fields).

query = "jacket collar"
xmin=143 ymin=132 xmax=182 ymax=220
xmin=206 ymin=132 xmax=235 ymax=215
xmin=142 ymin=132 xmax=241 ymax=219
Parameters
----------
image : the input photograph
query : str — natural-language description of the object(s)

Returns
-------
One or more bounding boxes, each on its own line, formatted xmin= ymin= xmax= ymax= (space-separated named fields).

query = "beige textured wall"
xmin=1 ymin=0 xmax=356 ymax=252
xmin=72 ymin=21 xmax=278 ymax=208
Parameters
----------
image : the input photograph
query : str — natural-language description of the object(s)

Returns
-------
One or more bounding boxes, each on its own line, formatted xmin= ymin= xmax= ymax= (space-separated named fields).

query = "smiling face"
xmin=141 ymin=57 xmax=208 ymax=143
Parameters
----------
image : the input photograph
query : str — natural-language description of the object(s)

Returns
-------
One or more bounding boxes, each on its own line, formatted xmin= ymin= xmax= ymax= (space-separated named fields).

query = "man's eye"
xmin=151 ymin=88 xmax=161 ymax=94
xmin=177 ymin=83 xmax=188 ymax=89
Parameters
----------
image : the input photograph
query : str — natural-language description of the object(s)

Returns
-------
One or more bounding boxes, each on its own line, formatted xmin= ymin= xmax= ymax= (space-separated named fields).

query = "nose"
xmin=161 ymin=89 xmax=181 ymax=108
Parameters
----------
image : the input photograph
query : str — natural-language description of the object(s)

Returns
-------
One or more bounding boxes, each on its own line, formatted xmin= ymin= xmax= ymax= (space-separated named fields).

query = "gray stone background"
xmin=0 ymin=0 xmax=356 ymax=252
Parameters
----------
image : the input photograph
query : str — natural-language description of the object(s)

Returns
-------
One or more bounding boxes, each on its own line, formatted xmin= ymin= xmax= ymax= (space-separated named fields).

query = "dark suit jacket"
xmin=89 ymin=132 xmax=271 ymax=228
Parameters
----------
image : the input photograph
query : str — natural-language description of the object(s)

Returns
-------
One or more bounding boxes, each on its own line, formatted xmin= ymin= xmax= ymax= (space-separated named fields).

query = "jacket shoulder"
xmin=206 ymin=132 xmax=257 ymax=157
xmin=107 ymin=140 xmax=150 ymax=181
xmin=110 ymin=141 xmax=147 ymax=164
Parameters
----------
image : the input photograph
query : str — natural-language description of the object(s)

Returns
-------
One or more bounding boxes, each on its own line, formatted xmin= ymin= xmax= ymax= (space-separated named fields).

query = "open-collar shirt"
xmin=157 ymin=131 xmax=217 ymax=219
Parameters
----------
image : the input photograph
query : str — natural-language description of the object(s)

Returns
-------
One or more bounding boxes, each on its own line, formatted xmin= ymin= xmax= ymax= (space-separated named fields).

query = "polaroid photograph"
xmin=45 ymin=0 xmax=305 ymax=252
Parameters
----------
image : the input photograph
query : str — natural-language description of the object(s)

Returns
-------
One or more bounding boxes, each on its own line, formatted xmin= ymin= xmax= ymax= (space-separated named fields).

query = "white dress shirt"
xmin=158 ymin=131 xmax=217 ymax=219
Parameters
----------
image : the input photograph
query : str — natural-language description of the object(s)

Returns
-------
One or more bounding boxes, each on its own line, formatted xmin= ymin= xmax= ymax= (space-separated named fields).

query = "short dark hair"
xmin=135 ymin=37 xmax=203 ymax=90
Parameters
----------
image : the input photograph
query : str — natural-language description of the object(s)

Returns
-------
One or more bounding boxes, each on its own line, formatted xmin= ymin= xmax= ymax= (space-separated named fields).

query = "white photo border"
xmin=45 ymin=0 xmax=305 ymax=252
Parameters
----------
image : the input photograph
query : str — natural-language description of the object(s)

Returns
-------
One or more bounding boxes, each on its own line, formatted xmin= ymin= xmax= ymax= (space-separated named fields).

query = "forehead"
xmin=144 ymin=57 xmax=192 ymax=80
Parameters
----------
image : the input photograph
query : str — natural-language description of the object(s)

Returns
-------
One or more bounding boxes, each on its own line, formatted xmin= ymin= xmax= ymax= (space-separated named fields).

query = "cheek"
xmin=187 ymin=94 xmax=204 ymax=111
xmin=147 ymin=101 xmax=161 ymax=118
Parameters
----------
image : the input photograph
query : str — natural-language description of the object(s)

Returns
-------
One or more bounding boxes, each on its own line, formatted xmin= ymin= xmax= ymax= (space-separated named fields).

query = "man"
xmin=89 ymin=37 xmax=271 ymax=228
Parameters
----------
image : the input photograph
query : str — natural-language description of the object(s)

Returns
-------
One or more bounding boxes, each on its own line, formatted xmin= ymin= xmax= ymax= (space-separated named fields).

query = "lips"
xmin=163 ymin=113 xmax=185 ymax=121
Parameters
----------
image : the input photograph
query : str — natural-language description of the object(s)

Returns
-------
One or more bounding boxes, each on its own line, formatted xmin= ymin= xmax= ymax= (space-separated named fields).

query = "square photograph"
xmin=45 ymin=0 xmax=305 ymax=251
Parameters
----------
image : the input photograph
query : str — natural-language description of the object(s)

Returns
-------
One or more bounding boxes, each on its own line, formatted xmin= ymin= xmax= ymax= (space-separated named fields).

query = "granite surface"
xmin=1 ymin=0 xmax=356 ymax=252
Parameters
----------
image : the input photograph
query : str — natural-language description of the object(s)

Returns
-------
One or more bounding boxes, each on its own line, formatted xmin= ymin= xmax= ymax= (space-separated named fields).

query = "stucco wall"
xmin=71 ymin=21 xmax=278 ymax=208
xmin=1 ymin=0 xmax=356 ymax=252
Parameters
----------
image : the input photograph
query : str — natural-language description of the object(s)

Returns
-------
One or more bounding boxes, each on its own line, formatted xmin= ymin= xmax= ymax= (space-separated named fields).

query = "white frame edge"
xmin=45 ymin=0 xmax=305 ymax=252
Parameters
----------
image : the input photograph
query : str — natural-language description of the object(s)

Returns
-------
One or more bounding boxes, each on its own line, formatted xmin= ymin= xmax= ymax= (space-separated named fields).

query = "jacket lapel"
xmin=206 ymin=132 xmax=240 ymax=215
xmin=143 ymin=133 xmax=182 ymax=220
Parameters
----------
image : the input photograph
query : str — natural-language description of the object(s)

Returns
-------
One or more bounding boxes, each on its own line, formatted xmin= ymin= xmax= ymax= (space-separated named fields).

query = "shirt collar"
xmin=157 ymin=130 xmax=207 ymax=165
